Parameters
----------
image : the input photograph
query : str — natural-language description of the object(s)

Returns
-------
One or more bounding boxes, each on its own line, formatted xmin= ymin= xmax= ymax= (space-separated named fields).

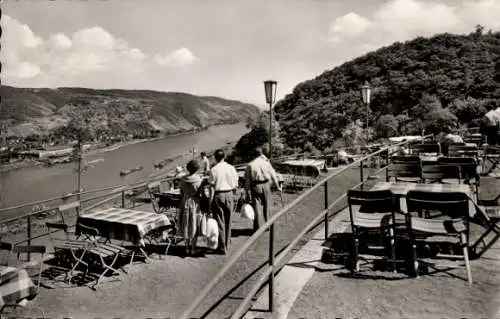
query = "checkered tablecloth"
xmin=0 ymin=266 xmax=37 ymax=308
xmin=371 ymin=182 xmax=476 ymax=216
xmin=75 ymin=208 xmax=171 ymax=244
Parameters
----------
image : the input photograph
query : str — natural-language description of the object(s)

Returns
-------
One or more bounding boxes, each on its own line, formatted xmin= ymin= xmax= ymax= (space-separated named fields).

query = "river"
xmin=0 ymin=123 xmax=248 ymax=210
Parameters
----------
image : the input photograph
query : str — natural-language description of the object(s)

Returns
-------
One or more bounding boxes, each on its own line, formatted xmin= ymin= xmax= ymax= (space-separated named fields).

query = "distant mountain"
xmin=0 ymin=86 xmax=260 ymax=138
xmin=273 ymin=28 xmax=500 ymax=151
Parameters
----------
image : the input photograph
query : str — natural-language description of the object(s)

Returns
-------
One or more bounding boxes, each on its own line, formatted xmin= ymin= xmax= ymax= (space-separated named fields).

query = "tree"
xmin=234 ymin=111 xmax=283 ymax=161
xmin=375 ymin=114 xmax=399 ymax=138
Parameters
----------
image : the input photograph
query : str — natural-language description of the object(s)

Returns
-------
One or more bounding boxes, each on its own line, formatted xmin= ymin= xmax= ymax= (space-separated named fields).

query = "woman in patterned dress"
xmin=179 ymin=160 xmax=202 ymax=256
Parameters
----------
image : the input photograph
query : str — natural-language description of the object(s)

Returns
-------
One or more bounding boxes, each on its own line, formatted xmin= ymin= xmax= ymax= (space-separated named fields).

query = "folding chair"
xmin=76 ymin=223 xmax=124 ymax=289
xmin=0 ymin=241 xmax=12 ymax=266
xmin=46 ymin=222 xmax=90 ymax=284
xmin=347 ymin=190 xmax=401 ymax=272
xmin=421 ymin=164 xmax=445 ymax=184
xmin=148 ymin=181 xmax=166 ymax=214
xmin=469 ymin=196 xmax=500 ymax=259
xmin=406 ymin=191 xmax=472 ymax=284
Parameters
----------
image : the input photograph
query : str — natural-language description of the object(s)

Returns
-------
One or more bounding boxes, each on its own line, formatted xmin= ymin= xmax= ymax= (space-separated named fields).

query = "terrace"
xmin=0 ymin=134 xmax=499 ymax=318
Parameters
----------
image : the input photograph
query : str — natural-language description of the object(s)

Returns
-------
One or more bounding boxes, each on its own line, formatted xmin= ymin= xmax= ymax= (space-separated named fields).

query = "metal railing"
xmin=179 ymin=135 xmax=432 ymax=319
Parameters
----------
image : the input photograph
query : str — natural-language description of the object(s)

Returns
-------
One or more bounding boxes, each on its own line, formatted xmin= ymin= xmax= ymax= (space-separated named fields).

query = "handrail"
xmin=179 ymin=134 xmax=432 ymax=319
xmin=0 ymin=168 xmax=178 ymax=214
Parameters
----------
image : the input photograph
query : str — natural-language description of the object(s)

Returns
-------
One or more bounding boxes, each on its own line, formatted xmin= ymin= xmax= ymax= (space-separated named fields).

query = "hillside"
xmin=273 ymin=28 xmax=500 ymax=152
xmin=0 ymin=86 xmax=260 ymax=140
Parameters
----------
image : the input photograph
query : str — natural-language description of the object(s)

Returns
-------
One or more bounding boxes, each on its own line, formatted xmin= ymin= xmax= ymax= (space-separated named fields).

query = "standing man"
xmin=200 ymin=152 xmax=211 ymax=175
xmin=209 ymin=149 xmax=239 ymax=255
xmin=245 ymin=147 xmax=282 ymax=233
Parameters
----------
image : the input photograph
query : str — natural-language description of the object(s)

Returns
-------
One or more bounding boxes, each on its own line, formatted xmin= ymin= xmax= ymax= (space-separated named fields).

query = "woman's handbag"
xmin=240 ymin=203 xmax=255 ymax=221
xmin=206 ymin=215 xmax=219 ymax=250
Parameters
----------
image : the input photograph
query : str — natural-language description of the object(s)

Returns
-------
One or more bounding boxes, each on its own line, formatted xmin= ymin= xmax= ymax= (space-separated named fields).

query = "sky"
xmin=2 ymin=0 xmax=500 ymax=106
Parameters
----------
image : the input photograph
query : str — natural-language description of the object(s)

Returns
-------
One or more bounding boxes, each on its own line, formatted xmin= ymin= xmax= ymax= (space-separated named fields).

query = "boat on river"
xmin=120 ymin=165 xmax=144 ymax=176
xmin=153 ymin=158 xmax=174 ymax=169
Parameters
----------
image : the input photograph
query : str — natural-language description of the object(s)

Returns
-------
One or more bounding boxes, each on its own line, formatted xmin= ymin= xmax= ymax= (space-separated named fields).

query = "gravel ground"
xmin=287 ymin=176 xmax=500 ymax=319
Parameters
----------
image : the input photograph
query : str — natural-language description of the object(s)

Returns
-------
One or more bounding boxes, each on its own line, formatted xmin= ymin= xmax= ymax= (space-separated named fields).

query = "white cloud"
xmin=328 ymin=0 xmax=500 ymax=48
xmin=328 ymin=12 xmax=372 ymax=43
xmin=154 ymin=47 xmax=198 ymax=67
xmin=0 ymin=15 xmax=198 ymax=87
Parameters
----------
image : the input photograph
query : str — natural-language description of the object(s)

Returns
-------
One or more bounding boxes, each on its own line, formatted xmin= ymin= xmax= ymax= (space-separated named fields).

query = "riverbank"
xmin=0 ymin=123 xmax=237 ymax=173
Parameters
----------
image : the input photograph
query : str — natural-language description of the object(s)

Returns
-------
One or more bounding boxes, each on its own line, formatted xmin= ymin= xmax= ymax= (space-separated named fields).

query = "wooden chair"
xmin=45 ymin=222 xmax=90 ymax=285
xmin=405 ymin=191 xmax=472 ymax=283
xmin=464 ymin=133 xmax=485 ymax=148
xmin=421 ymin=164 xmax=444 ymax=184
xmin=347 ymin=190 xmax=401 ymax=272
xmin=76 ymin=223 xmax=124 ymax=289
xmin=387 ymin=156 xmax=422 ymax=183
xmin=438 ymin=157 xmax=479 ymax=199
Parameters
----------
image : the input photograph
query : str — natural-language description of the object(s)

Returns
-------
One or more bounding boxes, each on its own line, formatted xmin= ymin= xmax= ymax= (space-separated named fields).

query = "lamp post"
xmin=361 ymin=81 xmax=371 ymax=131
xmin=263 ymin=79 xmax=277 ymax=312
xmin=264 ymin=80 xmax=278 ymax=160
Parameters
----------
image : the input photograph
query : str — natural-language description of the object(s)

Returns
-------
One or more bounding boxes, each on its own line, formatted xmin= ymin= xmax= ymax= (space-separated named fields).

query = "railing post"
xmin=359 ymin=160 xmax=364 ymax=190
xmin=27 ymin=215 xmax=31 ymax=261
xmin=269 ymin=223 xmax=275 ymax=312
xmin=324 ymin=181 xmax=329 ymax=240
xmin=386 ymin=148 xmax=390 ymax=181
xmin=121 ymin=190 xmax=125 ymax=208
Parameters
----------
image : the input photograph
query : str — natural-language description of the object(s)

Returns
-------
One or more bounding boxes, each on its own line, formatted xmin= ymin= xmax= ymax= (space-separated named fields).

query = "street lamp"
xmin=264 ymin=80 xmax=278 ymax=160
xmin=263 ymin=79 xmax=277 ymax=313
xmin=361 ymin=81 xmax=371 ymax=130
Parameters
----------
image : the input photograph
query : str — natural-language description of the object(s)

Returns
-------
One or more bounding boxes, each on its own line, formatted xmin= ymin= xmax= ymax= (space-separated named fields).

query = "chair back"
xmin=347 ymin=190 xmax=395 ymax=213
xmin=391 ymin=155 xmax=421 ymax=164
xmin=0 ymin=241 xmax=12 ymax=266
xmin=406 ymin=190 xmax=470 ymax=219
xmin=438 ymin=157 xmax=478 ymax=182
xmin=387 ymin=161 xmax=422 ymax=182
xmin=421 ymin=164 xmax=444 ymax=182
xmin=57 ymin=201 xmax=80 ymax=223
xmin=464 ymin=134 xmax=485 ymax=147
xmin=411 ymin=143 xmax=440 ymax=156
xmin=147 ymin=181 xmax=162 ymax=194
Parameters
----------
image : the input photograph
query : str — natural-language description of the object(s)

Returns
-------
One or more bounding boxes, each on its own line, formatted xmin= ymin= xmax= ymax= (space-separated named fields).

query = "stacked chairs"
xmin=387 ymin=156 xmax=422 ymax=183
xmin=406 ymin=191 xmax=472 ymax=283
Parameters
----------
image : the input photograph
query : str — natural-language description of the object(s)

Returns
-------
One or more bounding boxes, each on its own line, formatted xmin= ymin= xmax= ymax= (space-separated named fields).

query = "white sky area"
xmin=2 ymin=0 xmax=500 ymax=106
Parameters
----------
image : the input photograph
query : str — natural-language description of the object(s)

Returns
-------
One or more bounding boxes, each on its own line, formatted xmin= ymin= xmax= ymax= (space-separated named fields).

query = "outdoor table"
xmin=370 ymin=182 xmax=476 ymax=216
xmin=419 ymin=155 xmax=439 ymax=164
xmin=0 ymin=266 xmax=37 ymax=309
xmin=75 ymin=207 xmax=171 ymax=257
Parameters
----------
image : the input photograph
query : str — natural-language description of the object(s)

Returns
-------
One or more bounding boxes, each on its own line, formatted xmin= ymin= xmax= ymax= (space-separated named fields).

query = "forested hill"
xmin=0 ymin=86 xmax=260 ymax=139
xmin=273 ymin=28 xmax=500 ymax=152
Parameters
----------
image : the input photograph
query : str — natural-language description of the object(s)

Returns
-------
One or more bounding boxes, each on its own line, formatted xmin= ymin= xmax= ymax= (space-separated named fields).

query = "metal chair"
xmin=411 ymin=143 xmax=441 ymax=156
xmin=438 ymin=157 xmax=479 ymax=199
xmin=387 ymin=156 xmax=422 ymax=183
xmin=405 ymin=191 xmax=472 ymax=283
xmin=347 ymin=190 xmax=401 ymax=272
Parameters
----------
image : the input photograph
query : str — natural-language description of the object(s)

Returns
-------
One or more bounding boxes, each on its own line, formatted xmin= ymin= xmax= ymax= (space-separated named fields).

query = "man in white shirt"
xmin=209 ymin=149 xmax=239 ymax=254
xmin=200 ymin=152 xmax=211 ymax=175
xmin=245 ymin=147 xmax=282 ymax=232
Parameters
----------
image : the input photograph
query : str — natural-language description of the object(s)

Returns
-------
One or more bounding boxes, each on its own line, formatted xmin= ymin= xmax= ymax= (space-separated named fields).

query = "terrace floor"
xmin=6 ymin=171 xmax=500 ymax=319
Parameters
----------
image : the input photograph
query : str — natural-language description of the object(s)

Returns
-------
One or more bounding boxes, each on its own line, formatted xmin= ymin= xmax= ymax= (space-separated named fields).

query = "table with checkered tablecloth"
xmin=0 ymin=266 xmax=37 ymax=309
xmin=75 ymin=208 xmax=171 ymax=245
xmin=370 ymin=182 xmax=477 ymax=216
